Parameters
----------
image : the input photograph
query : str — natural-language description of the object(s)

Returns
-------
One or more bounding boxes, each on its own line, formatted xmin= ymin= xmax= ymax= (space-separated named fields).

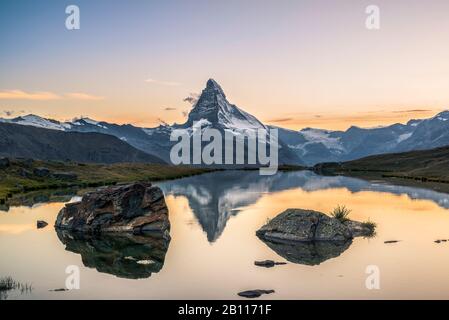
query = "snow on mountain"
xmin=185 ymin=79 xmax=266 ymax=131
xmin=0 ymin=114 xmax=71 ymax=130
xmin=299 ymin=128 xmax=345 ymax=151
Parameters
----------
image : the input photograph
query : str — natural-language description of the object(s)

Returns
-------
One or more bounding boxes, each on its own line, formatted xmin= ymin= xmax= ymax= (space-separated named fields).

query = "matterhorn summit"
xmin=185 ymin=79 xmax=266 ymax=131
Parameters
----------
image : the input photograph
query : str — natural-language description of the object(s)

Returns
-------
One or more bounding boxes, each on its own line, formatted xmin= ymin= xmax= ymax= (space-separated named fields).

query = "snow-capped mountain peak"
xmin=205 ymin=78 xmax=226 ymax=98
xmin=186 ymin=78 xmax=265 ymax=130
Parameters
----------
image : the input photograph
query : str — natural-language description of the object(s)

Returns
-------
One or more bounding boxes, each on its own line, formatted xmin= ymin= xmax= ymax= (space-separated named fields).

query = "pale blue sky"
xmin=1 ymin=0 xmax=449 ymax=129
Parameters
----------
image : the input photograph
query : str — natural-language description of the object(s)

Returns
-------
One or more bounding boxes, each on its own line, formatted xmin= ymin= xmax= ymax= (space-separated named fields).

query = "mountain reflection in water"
xmin=158 ymin=170 xmax=449 ymax=242
xmin=56 ymin=230 xmax=170 ymax=279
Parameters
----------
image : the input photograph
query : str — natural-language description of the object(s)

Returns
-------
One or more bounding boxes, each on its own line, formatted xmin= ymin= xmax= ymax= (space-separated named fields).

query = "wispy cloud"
xmin=0 ymin=90 xmax=104 ymax=101
xmin=65 ymin=92 xmax=105 ymax=101
xmin=145 ymin=78 xmax=181 ymax=86
xmin=267 ymin=117 xmax=293 ymax=123
xmin=164 ymin=107 xmax=177 ymax=111
xmin=183 ymin=93 xmax=199 ymax=105
xmin=0 ymin=90 xmax=61 ymax=100
xmin=392 ymin=109 xmax=432 ymax=113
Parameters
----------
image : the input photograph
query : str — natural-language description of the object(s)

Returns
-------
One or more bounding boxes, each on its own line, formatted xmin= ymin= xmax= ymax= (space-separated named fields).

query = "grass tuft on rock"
xmin=361 ymin=219 xmax=377 ymax=237
xmin=330 ymin=205 xmax=351 ymax=223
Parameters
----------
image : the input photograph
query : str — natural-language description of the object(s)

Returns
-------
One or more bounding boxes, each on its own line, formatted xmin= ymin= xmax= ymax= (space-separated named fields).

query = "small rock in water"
xmin=254 ymin=260 xmax=287 ymax=268
xmin=238 ymin=289 xmax=275 ymax=299
xmin=49 ymin=288 xmax=68 ymax=292
xmin=384 ymin=240 xmax=400 ymax=244
xmin=37 ymin=220 xmax=48 ymax=229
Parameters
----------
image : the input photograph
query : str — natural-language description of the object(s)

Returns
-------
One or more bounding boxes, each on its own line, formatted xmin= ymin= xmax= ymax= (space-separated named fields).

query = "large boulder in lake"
xmin=55 ymin=182 xmax=170 ymax=237
xmin=256 ymin=209 xmax=374 ymax=265
xmin=256 ymin=208 xmax=373 ymax=242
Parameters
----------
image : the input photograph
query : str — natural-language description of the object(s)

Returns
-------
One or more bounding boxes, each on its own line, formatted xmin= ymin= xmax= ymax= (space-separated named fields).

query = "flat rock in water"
xmin=256 ymin=208 xmax=373 ymax=242
xmin=238 ymin=289 xmax=275 ymax=298
xmin=254 ymin=260 xmax=287 ymax=268
xmin=49 ymin=288 xmax=68 ymax=292
xmin=384 ymin=240 xmax=400 ymax=244
xmin=55 ymin=182 xmax=170 ymax=237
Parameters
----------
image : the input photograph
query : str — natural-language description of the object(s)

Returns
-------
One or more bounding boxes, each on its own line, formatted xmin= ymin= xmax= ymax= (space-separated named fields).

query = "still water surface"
xmin=2 ymin=170 xmax=449 ymax=299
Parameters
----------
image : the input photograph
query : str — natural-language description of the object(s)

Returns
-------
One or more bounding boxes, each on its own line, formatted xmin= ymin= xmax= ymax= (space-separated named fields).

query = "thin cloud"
xmin=65 ymin=92 xmax=105 ymax=101
xmin=145 ymin=78 xmax=181 ymax=86
xmin=392 ymin=109 xmax=432 ymax=113
xmin=0 ymin=90 xmax=61 ymax=100
xmin=267 ymin=117 xmax=294 ymax=123
xmin=164 ymin=107 xmax=177 ymax=111
xmin=0 ymin=90 xmax=104 ymax=101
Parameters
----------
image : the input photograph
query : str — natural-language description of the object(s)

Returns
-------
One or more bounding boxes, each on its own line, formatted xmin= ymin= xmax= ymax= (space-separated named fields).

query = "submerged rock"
xmin=254 ymin=260 xmax=287 ymax=268
xmin=55 ymin=182 xmax=170 ymax=237
xmin=37 ymin=220 xmax=48 ymax=229
xmin=238 ymin=289 xmax=275 ymax=299
xmin=56 ymin=230 xmax=170 ymax=279
xmin=256 ymin=209 xmax=373 ymax=242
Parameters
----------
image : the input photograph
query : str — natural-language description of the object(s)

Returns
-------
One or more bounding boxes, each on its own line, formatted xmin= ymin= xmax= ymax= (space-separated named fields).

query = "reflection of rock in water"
xmin=56 ymin=230 xmax=170 ymax=279
xmin=258 ymin=238 xmax=352 ymax=266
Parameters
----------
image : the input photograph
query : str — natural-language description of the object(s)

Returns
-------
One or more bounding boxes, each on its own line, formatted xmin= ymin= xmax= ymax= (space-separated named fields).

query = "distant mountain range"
xmin=0 ymin=122 xmax=164 ymax=164
xmin=1 ymin=79 xmax=448 ymax=165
